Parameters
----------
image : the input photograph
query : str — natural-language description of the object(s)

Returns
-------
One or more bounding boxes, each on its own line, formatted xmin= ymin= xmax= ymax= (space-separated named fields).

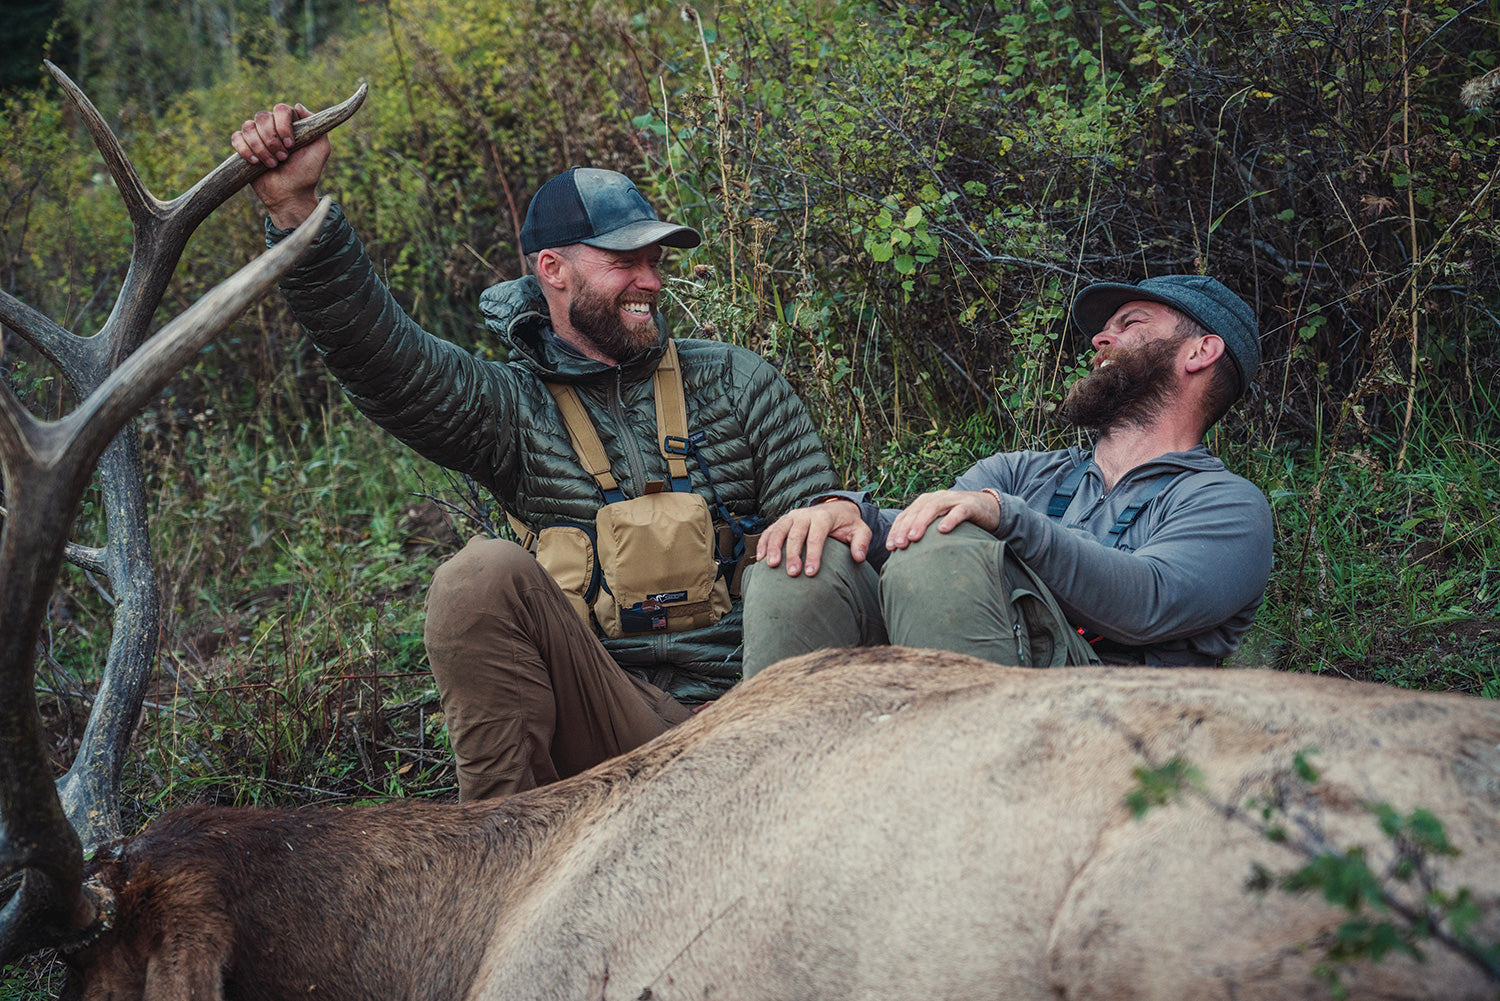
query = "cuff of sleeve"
xmin=807 ymin=489 xmax=871 ymax=508
xmin=264 ymin=201 xmax=345 ymax=250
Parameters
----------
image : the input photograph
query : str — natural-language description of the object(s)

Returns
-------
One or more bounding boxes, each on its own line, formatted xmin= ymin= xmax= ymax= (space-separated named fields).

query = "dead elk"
xmin=52 ymin=650 xmax=1500 ymax=1001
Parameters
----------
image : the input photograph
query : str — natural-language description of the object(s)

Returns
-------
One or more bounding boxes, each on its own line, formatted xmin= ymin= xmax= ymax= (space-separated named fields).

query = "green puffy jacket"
xmin=269 ymin=204 xmax=837 ymax=701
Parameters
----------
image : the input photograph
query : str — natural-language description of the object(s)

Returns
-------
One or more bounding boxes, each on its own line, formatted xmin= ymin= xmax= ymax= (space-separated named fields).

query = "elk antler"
xmin=0 ymin=64 xmax=356 ymax=964
xmin=0 ymin=66 xmax=365 ymax=858
xmin=0 ymin=196 xmax=335 ymax=962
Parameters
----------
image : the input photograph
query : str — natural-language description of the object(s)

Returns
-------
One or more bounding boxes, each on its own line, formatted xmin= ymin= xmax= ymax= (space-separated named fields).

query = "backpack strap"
xmin=521 ymin=340 xmax=691 ymax=538
xmin=543 ymin=340 xmax=692 ymax=501
xmin=652 ymin=340 xmax=692 ymax=490
xmin=1047 ymin=454 xmax=1189 ymax=549
xmin=1105 ymin=471 xmax=1190 ymax=546
xmin=547 ymin=380 xmax=621 ymax=499
xmin=1046 ymin=453 xmax=1092 ymax=520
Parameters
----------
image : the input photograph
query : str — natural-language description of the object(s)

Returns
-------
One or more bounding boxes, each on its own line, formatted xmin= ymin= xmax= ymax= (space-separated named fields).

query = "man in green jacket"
xmin=233 ymin=104 xmax=836 ymax=799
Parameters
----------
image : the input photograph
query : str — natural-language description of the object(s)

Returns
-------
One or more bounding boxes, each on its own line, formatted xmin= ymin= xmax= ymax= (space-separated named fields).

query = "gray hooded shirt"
xmin=849 ymin=444 xmax=1273 ymax=665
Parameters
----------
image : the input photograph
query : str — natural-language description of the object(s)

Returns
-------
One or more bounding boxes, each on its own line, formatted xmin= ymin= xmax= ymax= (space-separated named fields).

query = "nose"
xmin=1091 ymin=329 xmax=1114 ymax=350
xmin=634 ymin=261 xmax=662 ymax=293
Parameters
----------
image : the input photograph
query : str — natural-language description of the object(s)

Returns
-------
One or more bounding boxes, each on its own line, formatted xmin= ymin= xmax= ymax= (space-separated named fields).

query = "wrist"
xmin=265 ymin=192 xmax=320 ymax=231
xmin=979 ymin=487 xmax=1003 ymax=528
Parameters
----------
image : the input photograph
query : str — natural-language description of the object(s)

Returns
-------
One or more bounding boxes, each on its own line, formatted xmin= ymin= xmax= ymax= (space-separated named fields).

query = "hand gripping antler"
xmin=0 ymin=65 xmax=356 ymax=964
xmin=0 ymin=67 xmax=364 ymax=863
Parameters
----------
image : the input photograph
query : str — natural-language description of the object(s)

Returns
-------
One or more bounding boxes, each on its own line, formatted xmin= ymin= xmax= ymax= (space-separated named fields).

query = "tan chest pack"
xmin=509 ymin=342 xmax=759 ymax=639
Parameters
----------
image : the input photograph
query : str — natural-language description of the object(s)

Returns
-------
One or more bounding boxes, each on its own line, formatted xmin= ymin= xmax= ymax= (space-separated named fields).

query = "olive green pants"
xmin=424 ymin=537 xmax=692 ymax=801
xmin=742 ymin=521 xmax=1089 ymax=677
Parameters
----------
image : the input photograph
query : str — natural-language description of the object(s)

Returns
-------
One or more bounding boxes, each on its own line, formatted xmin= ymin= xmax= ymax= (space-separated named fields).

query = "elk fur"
xmin=61 ymin=647 xmax=1500 ymax=1001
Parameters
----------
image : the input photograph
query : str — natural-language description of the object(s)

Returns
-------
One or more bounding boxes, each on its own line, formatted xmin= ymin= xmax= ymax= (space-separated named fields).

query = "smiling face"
xmin=1059 ymin=300 xmax=1193 ymax=432
xmin=1088 ymin=300 xmax=1193 ymax=369
xmin=550 ymin=243 xmax=664 ymax=364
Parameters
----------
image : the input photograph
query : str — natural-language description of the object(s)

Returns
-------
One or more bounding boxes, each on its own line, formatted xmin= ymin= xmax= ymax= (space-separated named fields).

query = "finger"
xmin=801 ymin=517 xmax=832 ymax=577
xmin=273 ymin=103 xmax=298 ymax=149
xmin=230 ymin=129 xmax=255 ymax=164
xmin=255 ymin=108 xmax=290 ymax=162
xmin=758 ymin=519 xmax=787 ymax=567
xmin=886 ymin=508 xmax=912 ymax=550
xmin=937 ymin=501 xmax=974 ymax=534
xmin=239 ymin=113 xmax=277 ymax=164
xmin=889 ymin=496 xmax=943 ymax=549
xmin=847 ymin=521 xmax=873 ymax=563
xmin=271 ymin=105 xmax=294 ymax=154
xmin=784 ymin=517 xmax=811 ymax=577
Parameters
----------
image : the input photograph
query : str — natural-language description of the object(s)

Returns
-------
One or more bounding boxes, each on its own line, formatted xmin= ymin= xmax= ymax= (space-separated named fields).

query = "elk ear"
xmin=142 ymin=920 xmax=232 ymax=1001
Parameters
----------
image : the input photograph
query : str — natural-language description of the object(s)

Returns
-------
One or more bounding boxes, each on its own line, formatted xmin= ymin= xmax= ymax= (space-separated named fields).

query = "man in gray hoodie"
xmin=742 ymin=275 xmax=1273 ymax=670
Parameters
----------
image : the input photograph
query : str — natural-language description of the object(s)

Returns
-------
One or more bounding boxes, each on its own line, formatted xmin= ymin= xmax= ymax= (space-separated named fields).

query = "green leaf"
xmin=1294 ymin=748 xmax=1320 ymax=783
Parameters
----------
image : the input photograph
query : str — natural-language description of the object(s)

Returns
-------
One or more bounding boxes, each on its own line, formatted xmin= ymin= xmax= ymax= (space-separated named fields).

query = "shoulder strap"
xmin=1046 ymin=453 xmax=1092 ymax=521
xmin=1104 ymin=471 xmax=1191 ymax=547
xmin=652 ymin=340 xmax=691 ymax=488
xmin=1047 ymin=455 xmax=1189 ymax=549
xmin=545 ymin=339 xmax=692 ymax=504
xmin=547 ymin=381 xmax=620 ymax=496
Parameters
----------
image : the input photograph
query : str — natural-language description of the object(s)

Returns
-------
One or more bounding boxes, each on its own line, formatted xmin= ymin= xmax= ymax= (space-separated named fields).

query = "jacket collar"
xmin=478 ymin=275 xmax=668 ymax=385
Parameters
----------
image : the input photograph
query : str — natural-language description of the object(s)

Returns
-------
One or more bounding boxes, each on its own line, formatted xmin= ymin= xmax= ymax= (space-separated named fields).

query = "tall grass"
xmin=38 ymin=391 xmax=462 ymax=827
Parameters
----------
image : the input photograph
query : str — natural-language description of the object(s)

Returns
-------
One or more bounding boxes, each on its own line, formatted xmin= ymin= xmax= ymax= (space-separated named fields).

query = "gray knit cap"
xmin=1070 ymin=275 xmax=1260 ymax=398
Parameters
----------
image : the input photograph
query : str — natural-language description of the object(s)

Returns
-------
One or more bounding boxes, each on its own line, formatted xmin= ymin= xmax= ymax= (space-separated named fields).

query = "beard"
xmin=568 ymin=282 xmax=658 ymax=362
xmin=1059 ymin=334 xmax=1185 ymax=433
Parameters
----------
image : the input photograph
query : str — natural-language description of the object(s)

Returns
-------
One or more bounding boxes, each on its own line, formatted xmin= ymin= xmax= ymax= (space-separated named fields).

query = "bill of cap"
xmin=1070 ymin=283 xmax=1173 ymax=336
xmin=582 ymin=218 xmax=703 ymax=252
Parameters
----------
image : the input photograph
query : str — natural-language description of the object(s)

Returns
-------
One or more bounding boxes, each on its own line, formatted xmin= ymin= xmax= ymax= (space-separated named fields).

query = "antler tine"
xmin=67 ymin=198 xmax=335 ymax=459
xmin=40 ymin=61 xmax=365 ymax=369
xmin=42 ymin=60 xmax=158 ymax=232
xmin=166 ymin=83 xmax=368 ymax=233
xmin=0 ymin=199 xmax=333 ymax=963
xmin=0 ymin=291 xmax=93 ymax=396
xmin=43 ymin=61 xmax=365 ymax=240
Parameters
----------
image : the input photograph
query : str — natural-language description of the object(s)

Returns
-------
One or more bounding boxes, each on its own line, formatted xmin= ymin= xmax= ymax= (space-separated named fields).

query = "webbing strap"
xmin=1046 ymin=456 xmax=1092 ymax=520
xmin=506 ymin=513 xmax=537 ymax=551
xmin=545 ymin=339 xmax=691 ymax=502
xmin=547 ymin=381 xmax=618 ymax=493
xmin=1045 ymin=453 xmax=1188 ymax=549
xmin=1045 ymin=457 xmax=1190 ymax=657
xmin=652 ymin=340 xmax=690 ymax=484
xmin=1105 ymin=472 xmax=1187 ymax=545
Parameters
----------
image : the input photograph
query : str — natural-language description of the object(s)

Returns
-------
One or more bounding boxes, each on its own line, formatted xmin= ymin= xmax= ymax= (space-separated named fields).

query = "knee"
xmin=744 ymin=539 xmax=860 ymax=608
xmin=428 ymin=537 xmax=537 ymax=612
xmin=425 ymin=537 xmax=541 ymax=668
xmin=880 ymin=524 xmax=996 ymax=610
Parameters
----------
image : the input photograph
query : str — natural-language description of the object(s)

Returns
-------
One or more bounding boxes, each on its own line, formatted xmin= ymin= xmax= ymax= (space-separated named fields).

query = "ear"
xmin=142 ymin=921 xmax=231 ymax=1001
xmin=533 ymin=248 xmax=571 ymax=293
xmin=1184 ymin=333 xmax=1226 ymax=374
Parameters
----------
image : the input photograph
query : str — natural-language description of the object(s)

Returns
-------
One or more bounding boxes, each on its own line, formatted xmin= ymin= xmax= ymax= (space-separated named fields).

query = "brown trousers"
xmin=423 ymin=537 xmax=692 ymax=801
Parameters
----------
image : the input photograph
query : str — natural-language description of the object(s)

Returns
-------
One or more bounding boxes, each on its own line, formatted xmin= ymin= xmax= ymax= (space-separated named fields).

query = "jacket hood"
xmin=478 ymin=275 xmax=668 ymax=385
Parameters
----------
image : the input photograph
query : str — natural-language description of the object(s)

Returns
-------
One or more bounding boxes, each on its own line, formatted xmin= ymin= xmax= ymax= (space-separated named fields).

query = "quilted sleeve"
xmin=266 ymin=204 xmax=520 ymax=492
